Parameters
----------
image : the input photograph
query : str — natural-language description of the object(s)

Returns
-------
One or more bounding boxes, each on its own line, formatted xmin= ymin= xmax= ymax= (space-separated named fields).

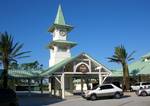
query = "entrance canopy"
xmin=41 ymin=53 xmax=112 ymax=78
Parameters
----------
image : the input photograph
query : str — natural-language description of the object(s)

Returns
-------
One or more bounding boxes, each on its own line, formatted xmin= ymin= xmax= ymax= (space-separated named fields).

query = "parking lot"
xmin=18 ymin=92 xmax=150 ymax=106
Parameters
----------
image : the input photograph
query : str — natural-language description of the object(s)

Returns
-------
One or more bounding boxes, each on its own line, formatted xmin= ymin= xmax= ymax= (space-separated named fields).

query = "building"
xmin=41 ymin=4 xmax=112 ymax=98
xmin=0 ymin=4 xmax=112 ymax=99
xmin=110 ymin=52 xmax=150 ymax=84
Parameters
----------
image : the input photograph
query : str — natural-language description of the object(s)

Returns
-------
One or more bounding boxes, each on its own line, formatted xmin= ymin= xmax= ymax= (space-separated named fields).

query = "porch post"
xmin=61 ymin=73 xmax=65 ymax=99
xmin=48 ymin=77 xmax=52 ymax=95
xmin=40 ymin=78 xmax=43 ymax=94
xmin=99 ymin=69 xmax=102 ymax=85
xmin=81 ymin=75 xmax=84 ymax=93
xmin=28 ymin=79 xmax=31 ymax=96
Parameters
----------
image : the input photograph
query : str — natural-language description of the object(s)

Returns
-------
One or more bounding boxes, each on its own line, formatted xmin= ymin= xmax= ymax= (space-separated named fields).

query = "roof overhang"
xmin=48 ymin=40 xmax=77 ymax=49
xmin=48 ymin=23 xmax=73 ymax=32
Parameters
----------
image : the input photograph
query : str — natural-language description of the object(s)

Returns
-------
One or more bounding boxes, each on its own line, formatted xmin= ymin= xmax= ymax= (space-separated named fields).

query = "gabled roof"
xmin=41 ymin=53 xmax=112 ymax=77
xmin=112 ymin=58 xmax=150 ymax=77
xmin=141 ymin=52 xmax=150 ymax=58
xmin=83 ymin=53 xmax=112 ymax=74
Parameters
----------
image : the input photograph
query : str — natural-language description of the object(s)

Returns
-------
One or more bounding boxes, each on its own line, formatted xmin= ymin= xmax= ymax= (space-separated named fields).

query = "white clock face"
xmin=59 ymin=30 xmax=66 ymax=36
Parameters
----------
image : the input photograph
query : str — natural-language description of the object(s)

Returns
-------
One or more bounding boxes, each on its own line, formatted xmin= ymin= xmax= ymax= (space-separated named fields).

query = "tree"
xmin=0 ymin=32 xmax=30 ymax=88
xmin=20 ymin=61 xmax=43 ymax=70
xmin=108 ymin=45 xmax=135 ymax=91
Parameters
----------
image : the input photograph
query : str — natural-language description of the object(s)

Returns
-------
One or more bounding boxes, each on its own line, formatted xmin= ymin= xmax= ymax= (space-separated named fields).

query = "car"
xmin=82 ymin=84 xmax=123 ymax=100
xmin=131 ymin=82 xmax=150 ymax=91
xmin=136 ymin=87 xmax=150 ymax=96
xmin=0 ymin=88 xmax=19 ymax=106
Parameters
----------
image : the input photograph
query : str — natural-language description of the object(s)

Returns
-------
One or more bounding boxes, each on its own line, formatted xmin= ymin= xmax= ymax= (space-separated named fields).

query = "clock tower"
xmin=48 ymin=5 xmax=77 ymax=67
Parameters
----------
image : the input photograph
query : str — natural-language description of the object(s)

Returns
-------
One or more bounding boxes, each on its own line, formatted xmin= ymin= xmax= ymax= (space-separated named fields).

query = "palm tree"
xmin=108 ymin=45 xmax=135 ymax=91
xmin=0 ymin=32 xmax=30 ymax=88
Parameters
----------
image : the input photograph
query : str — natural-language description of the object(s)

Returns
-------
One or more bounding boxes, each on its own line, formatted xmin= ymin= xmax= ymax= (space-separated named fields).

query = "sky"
xmin=0 ymin=0 xmax=150 ymax=69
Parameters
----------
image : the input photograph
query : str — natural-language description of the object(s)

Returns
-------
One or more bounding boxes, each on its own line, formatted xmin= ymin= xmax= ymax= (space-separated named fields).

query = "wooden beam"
xmin=28 ymin=79 xmax=31 ymax=96
xmin=40 ymin=78 xmax=43 ymax=94
xmin=48 ymin=77 xmax=52 ymax=95
xmin=55 ymin=77 xmax=61 ymax=84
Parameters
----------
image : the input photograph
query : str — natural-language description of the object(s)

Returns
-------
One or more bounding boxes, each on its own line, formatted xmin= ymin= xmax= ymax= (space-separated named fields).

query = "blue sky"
xmin=0 ymin=0 xmax=150 ymax=69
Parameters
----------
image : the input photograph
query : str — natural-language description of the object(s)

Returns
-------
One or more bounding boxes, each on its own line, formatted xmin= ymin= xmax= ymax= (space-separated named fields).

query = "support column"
xmin=81 ymin=75 xmax=84 ymax=94
xmin=61 ymin=73 xmax=65 ymax=99
xmin=40 ymin=78 xmax=43 ymax=94
xmin=99 ymin=69 xmax=102 ymax=86
xmin=28 ymin=79 xmax=31 ymax=96
xmin=48 ymin=77 xmax=52 ymax=95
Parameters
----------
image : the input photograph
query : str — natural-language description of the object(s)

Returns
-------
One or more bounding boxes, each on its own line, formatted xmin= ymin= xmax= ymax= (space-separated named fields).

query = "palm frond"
xmin=0 ymin=32 xmax=31 ymax=64
xmin=16 ymin=56 xmax=30 ymax=59
xmin=127 ymin=51 xmax=135 ymax=61
xmin=107 ymin=57 xmax=120 ymax=63
xmin=11 ymin=43 xmax=24 ymax=56
xmin=128 ymin=58 xmax=134 ymax=61
xmin=108 ymin=45 xmax=135 ymax=65
xmin=13 ymin=51 xmax=31 ymax=58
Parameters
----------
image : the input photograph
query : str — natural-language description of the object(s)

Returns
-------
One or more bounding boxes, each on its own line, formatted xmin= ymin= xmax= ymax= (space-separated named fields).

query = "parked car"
xmin=136 ymin=87 xmax=150 ymax=96
xmin=82 ymin=84 xmax=123 ymax=100
xmin=0 ymin=88 xmax=19 ymax=106
xmin=131 ymin=82 xmax=150 ymax=91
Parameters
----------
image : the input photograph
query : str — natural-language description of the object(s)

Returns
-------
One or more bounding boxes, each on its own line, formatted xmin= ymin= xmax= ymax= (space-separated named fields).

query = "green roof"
xmin=111 ymin=70 xmax=123 ymax=77
xmin=112 ymin=59 xmax=150 ymax=77
xmin=54 ymin=4 xmax=65 ymax=25
xmin=48 ymin=40 xmax=77 ymax=48
xmin=41 ymin=53 xmax=111 ymax=77
xmin=48 ymin=5 xmax=73 ymax=32
xmin=41 ymin=56 xmax=77 ymax=76
xmin=7 ymin=69 xmax=43 ymax=78
xmin=141 ymin=52 xmax=150 ymax=58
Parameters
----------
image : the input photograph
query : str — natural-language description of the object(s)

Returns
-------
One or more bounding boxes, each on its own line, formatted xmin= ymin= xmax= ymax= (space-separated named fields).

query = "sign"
xmin=78 ymin=64 xmax=89 ymax=73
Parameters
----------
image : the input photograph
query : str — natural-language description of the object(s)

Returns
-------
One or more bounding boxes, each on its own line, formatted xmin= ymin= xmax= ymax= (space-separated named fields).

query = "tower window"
xmin=58 ymin=48 xmax=67 ymax=52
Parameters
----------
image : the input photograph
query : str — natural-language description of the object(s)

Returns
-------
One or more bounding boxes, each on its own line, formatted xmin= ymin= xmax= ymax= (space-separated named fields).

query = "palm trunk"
xmin=3 ymin=59 xmax=9 ymax=88
xmin=122 ymin=63 xmax=130 ymax=91
xmin=125 ymin=64 xmax=130 ymax=90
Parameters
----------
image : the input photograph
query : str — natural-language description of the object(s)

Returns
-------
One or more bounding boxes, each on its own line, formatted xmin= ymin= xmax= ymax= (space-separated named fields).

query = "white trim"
xmin=102 ymin=75 xmax=109 ymax=84
xmin=61 ymin=73 xmax=65 ymax=99
xmin=48 ymin=77 xmax=52 ymax=94
xmin=84 ymin=54 xmax=112 ymax=75
xmin=64 ymin=72 xmax=109 ymax=75
xmin=55 ymin=77 xmax=61 ymax=84
xmin=73 ymin=62 xmax=76 ymax=73
xmin=74 ymin=62 xmax=90 ymax=73
xmin=99 ymin=67 xmax=102 ymax=85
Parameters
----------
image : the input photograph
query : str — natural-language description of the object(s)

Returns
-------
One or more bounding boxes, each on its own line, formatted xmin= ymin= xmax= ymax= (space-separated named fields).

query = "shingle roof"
xmin=112 ymin=58 xmax=150 ymax=77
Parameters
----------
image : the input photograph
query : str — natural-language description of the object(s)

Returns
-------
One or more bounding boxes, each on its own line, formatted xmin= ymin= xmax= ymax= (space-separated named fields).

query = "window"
xmin=92 ymin=85 xmax=99 ymax=90
xmin=57 ymin=48 xmax=67 ymax=52
xmin=142 ymin=82 xmax=150 ymax=85
xmin=100 ymin=85 xmax=114 ymax=90
xmin=135 ymin=83 xmax=140 ymax=86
